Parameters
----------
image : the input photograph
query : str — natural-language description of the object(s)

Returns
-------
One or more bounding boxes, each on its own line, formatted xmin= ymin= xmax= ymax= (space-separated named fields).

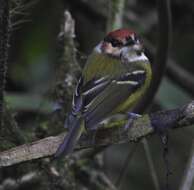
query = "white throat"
xmin=121 ymin=46 xmax=148 ymax=63
xmin=124 ymin=52 xmax=148 ymax=62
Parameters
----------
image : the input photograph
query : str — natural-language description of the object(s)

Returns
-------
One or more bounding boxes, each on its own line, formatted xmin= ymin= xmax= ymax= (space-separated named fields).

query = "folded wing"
xmin=71 ymin=70 xmax=146 ymax=129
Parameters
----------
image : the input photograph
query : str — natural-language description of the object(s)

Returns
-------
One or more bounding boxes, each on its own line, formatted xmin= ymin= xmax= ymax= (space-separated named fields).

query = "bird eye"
xmin=125 ymin=36 xmax=135 ymax=46
xmin=104 ymin=36 xmax=122 ymax=47
xmin=111 ymin=39 xmax=122 ymax=47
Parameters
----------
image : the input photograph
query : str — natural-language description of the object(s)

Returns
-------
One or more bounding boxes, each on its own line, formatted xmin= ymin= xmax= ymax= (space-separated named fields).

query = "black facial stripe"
xmin=111 ymin=40 xmax=123 ymax=47
xmin=104 ymin=36 xmax=123 ymax=47
xmin=104 ymin=36 xmax=114 ymax=43
xmin=125 ymin=34 xmax=141 ymax=46
xmin=134 ymin=34 xmax=140 ymax=41
xmin=125 ymin=36 xmax=135 ymax=46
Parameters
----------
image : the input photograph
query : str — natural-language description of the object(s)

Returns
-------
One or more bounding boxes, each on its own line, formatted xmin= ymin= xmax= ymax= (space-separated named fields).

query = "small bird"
xmin=55 ymin=28 xmax=152 ymax=157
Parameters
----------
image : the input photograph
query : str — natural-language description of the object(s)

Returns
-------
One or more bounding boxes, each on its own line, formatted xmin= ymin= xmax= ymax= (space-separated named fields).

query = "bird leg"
xmin=124 ymin=112 xmax=141 ymax=130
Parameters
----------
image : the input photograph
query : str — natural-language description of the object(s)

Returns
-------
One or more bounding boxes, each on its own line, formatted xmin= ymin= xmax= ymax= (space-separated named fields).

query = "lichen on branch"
xmin=0 ymin=101 xmax=194 ymax=167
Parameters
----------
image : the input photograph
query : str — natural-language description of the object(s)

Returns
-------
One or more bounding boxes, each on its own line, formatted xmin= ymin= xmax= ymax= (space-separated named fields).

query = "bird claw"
xmin=124 ymin=113 xmax=141 ymax=130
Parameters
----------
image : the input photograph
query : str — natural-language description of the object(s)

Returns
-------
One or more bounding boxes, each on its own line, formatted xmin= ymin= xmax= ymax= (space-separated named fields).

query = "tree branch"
xmin=52 ymin=10 xmax=80 ymax=129
xmin=55 ymin=10 xmax=80 ymax=109
xmin=0 ymin=101 xmax=194 ymax=168
xmin=106 ymin=0 xmax=126 ymax=31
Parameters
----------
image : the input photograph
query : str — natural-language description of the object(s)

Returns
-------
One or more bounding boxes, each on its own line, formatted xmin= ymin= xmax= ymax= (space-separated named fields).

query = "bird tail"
xmin=54 ymin=115 xmax=84 ymax=158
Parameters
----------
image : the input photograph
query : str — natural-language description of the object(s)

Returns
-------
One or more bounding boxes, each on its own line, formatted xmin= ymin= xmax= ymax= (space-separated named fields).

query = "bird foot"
xmin=124 ymin=112 xmax=141 ymax=130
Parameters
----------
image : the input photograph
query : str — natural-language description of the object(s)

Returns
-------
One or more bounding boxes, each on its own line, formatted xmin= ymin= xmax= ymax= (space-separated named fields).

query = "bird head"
xmin=95 ymin=29 xmax=148 ymax=63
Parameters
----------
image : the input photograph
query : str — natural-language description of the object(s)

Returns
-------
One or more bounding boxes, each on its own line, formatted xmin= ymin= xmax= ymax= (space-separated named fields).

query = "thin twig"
xmin=98 ymin=172 xmax=118 ymax=190
xmin=0 ymin=171 xmax=40 ymax=189
xmin=0 ymin=101 xmax=194 ymax=167
xmin=115 ymin=144 xmax=138 ymax=189
xmin=74 ymin=157 xmax=118 ymax=190
xmin=179 ymin=140 xmax=194 ymax=190
xmin=142 ymin=139 xmax=160 ymax=190
xmin=106 ymin=0 xmax=126 ymax=31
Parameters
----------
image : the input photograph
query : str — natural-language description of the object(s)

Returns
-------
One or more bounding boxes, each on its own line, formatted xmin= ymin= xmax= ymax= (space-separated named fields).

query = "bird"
xmin=54 ymin=28 xmax=152 ymax=158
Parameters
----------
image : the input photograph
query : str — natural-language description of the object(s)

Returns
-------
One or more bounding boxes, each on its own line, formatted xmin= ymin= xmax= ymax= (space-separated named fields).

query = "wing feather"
xmin=71 ymin=70 xmax=146 ymax=129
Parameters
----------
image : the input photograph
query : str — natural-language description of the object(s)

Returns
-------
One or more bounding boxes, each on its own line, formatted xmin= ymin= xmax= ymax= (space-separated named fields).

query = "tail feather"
xmin=54 ymin=117 xmax=83 ymax=158
xmin=64 ymin=113 xmax=76 ymax=129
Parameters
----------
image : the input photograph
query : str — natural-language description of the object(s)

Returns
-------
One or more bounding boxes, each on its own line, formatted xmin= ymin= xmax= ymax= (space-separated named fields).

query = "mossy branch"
xmin=0 ymin=101 xmax=194 ymax=167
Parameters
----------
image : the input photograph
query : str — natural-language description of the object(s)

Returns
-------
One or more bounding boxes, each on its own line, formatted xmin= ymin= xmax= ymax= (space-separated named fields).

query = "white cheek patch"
xmin=109 ymin=48 xmax=121 ymax=57
xmin=131 ymin=34 xmax=135 ymax=41
xmin=128 ymin=53 xmax=148 ymax=62
xmin=121 ymin=47 xmax=148 ymax=62
xmin=94 ymin=42 xmax=121 ymax=58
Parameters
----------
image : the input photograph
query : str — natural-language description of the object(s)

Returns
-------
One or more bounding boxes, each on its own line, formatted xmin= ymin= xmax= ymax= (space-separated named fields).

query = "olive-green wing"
xmin=80 ymin=70 xmax=146 ymax=129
